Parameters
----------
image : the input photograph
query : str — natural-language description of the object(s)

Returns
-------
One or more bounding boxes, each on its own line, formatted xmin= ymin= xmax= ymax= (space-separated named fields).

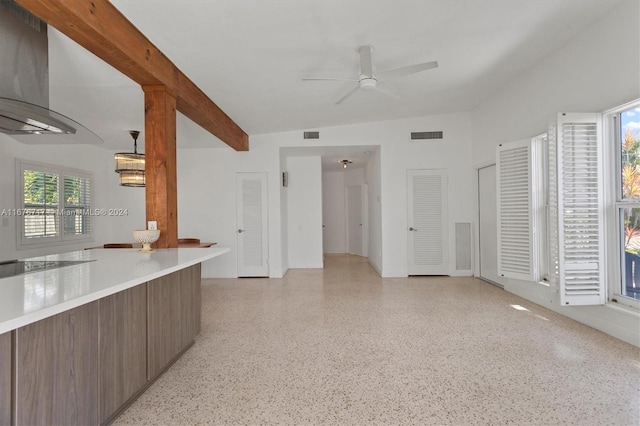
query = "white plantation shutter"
xmin=22 ymin=169 xmax=59 ymax=239
xmin=63 ymin=174 xmax=92 ymax=236
xmin=555 ymin=113 xmax=605 ymax=305
xmin=18 ymin=160 xmax=92 ymax=247
xmin=497 ymin=139 xmax=540 ymax=281
xmin=547 ymin=122 xmax=559 ymax=282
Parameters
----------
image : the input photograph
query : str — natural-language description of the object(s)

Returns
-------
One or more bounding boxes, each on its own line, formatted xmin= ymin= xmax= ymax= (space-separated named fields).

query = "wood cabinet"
xmin=0 ymin=332 xmax=11 ymax=426
xmin=98 ymin=285 xmax=147 ymax=424
xmin=14 ymin=301 xmax=99 ymax=426
xmin=147 ymin=264 xmax=200 ymax=379
xmin=147 ymin=271 xmax=182 ymax=379
xmin=180 ymin=263 xmax=201 ymax=348
xmin=3 ymin=262 xmax=202 ymax=425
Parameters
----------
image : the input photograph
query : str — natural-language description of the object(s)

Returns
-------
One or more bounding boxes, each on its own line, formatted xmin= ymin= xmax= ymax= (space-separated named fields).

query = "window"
xmin=613 ymin=101 xmax=640 ymax=303
xmin=17 ymin=160 xmax=92 ymax=248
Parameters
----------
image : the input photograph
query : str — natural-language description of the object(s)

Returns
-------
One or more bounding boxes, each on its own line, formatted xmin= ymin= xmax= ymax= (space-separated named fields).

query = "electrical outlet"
xmin=148 ymin=221 xmax=157 ymax=230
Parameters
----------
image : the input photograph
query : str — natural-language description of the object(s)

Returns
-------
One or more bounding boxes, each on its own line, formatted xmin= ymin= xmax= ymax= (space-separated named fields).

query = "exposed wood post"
xmin=144 ymin=86 xmax=177 ymax=248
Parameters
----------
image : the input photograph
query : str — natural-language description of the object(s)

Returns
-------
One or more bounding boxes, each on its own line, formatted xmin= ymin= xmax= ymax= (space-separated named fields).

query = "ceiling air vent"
xmin=303 ymin=131 xmax=319 ymax=139
xmin=411 ymin=131 xmax=443 ymax=140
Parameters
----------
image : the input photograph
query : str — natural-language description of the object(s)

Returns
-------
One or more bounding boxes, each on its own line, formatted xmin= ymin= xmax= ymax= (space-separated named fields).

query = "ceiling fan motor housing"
xmin=359 ymin=77 xmax=378 ymax=90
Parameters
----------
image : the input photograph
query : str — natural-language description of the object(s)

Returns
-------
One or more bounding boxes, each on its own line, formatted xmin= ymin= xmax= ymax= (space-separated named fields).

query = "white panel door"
xmin=236 ymin=173 xmax=268 ymax=277
xmin=407 ymin=169 xmax=448 ymax=275
xmin=346 ymin=185 xmax=363 ymax=256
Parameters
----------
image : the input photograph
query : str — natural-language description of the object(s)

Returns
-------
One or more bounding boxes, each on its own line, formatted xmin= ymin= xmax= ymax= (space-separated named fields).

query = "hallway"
xmin=114 ymin=254 xmax=639 ymax=425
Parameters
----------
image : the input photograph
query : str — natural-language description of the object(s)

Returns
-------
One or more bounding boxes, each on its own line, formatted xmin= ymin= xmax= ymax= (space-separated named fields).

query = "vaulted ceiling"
xmin=44 ymin=0 xmax=623 ymax=150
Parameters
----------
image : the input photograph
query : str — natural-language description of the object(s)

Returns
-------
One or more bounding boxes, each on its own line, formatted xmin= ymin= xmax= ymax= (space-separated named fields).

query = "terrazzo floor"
xmin=113 ymin=254 xmax=640 ymax=425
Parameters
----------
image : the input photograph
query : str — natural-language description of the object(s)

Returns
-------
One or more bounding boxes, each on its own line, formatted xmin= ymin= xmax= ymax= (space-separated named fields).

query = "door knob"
xmin=409 ymin=227 xmax=418 ymax=231
xmin=237 ymin=229 xmax=244 ymax=233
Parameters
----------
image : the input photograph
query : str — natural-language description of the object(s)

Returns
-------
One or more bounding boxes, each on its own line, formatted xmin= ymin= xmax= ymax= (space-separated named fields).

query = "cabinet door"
xmin=0 ymin=332 xmax=11 ymax=426
xmin=147 ymin=265 xmax=201 ymax=380
xmin=147 ymin=271 xmax=182 ymax=379
xmin=99 ymin=285 xmax=147 ymax=423
xmin=180 ymin=264 xmax=201 ymax=348
xmin=15 ymin=302 xmax=99 ymax=426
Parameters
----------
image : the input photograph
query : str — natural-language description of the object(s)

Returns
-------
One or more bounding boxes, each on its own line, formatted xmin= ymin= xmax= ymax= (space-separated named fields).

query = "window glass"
xmin=63 ymin=175 xmax=91 ymax=236
xmin=23 ymin=170 xmax=59 ymax=238
xmin=618 ymin=104 xmax=640 ymax=301
xmin=18 ymin=161 xmax=93 ymax=247
xmin=620 ymin=107 xmax=640 ymax=200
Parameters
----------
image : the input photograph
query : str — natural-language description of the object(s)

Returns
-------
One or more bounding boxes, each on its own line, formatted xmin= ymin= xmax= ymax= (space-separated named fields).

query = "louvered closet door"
xmin=407 ymin=169 xmax=448 ymax=275
xmin=236 ymin=173 xmax=269 ymax=277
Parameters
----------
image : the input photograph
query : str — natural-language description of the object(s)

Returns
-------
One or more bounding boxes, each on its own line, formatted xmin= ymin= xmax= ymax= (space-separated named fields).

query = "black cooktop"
xmin=0 ymin=259 xmax=95 ymax=279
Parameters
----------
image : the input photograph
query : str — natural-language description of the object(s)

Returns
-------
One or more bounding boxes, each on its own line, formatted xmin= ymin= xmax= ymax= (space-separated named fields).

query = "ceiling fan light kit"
xmin=302 ymin=45 xmax=438 ymax=104
xmin=341 ymin=159 xmax=353 ymax=169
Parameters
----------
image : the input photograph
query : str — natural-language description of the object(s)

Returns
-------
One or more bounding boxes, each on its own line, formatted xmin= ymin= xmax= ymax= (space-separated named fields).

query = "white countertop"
xmin=0 ymin=247 xmax=230 ymax=334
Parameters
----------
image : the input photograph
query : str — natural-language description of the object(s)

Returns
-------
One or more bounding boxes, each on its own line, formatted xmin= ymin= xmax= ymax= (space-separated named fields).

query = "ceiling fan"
xmin=302 ymin=45 xmax=438 ymax=105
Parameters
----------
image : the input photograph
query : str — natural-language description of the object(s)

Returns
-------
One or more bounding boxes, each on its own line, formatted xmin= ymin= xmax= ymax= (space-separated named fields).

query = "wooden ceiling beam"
xmin=15 ymin=0 xmax=249 ymax=151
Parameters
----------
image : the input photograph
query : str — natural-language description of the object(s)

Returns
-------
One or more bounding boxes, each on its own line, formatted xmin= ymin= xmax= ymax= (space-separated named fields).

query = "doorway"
xmin=407 ymin=169 xmax=448 ymax=275
xmin=346 ymin=184 xmax=367 ymax=257
xmin=236 ymin=172 xmax=269 ymax=277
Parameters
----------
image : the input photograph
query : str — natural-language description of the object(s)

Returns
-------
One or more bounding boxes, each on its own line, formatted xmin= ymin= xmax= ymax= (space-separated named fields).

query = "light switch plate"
xmin=148 ymin=221 xmax=157 ymax=230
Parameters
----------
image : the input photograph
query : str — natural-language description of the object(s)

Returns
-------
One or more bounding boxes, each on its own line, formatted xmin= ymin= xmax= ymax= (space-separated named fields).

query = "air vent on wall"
xmin=411 ymin=131 xmax=443 ymax=140
xmin=303 ymin=131 xmax=319 ymax=139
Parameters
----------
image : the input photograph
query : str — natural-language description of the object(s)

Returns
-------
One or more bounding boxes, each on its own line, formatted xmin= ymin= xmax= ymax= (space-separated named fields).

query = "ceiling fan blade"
xmin=335 ymin=85 xmax=360 ymax=105
xmin=375 ymin=81 xmax=400 ymax=99
xmin=302 ymin=77 xmax=359 ymax=82
xmin=378 ymin=60 xmax=438 ymax=79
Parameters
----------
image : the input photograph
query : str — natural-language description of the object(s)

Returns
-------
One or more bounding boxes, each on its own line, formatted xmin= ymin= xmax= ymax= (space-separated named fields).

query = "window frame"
xmin=16 ymin=159 xmax=94 ymax=249
xmin=605 ymin=100 xmax=640 ymax=309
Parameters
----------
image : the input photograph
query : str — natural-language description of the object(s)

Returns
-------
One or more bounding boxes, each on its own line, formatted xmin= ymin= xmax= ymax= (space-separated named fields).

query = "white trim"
xmin=605 ymin=99 xmax=640 ymax=309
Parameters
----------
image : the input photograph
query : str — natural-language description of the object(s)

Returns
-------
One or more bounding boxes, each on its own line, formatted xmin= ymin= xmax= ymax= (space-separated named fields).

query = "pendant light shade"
xmin=115 ymin=130 xmax=145 ymax=187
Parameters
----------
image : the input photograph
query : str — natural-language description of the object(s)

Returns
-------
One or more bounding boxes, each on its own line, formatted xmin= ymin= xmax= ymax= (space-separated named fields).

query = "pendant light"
xmin=114 ymin=130 xmax=145 ymax=187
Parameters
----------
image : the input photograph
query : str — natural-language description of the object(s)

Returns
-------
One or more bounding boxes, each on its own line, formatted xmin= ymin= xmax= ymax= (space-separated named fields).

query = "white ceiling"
xmin=44 ymin=0 xmax=622 ymax=151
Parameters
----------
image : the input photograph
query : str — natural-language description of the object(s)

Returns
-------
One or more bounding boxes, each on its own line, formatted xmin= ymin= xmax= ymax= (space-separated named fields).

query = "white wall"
xmin=322 ymin=171 xmax=346 ymax=253
xmin=471 ymin=1 xmax=640 ymax=346
xmin=365 ymin=147 xmax=382 ymax=274
xmin=287 ymin=156 xmax=323 ymax=268
xmin=376 ymin=115 xmax=475 ymax=276
xmin=472 ymin=1 xmax=639 ymax=166
xmin=279 ymin=155 xmax=289 ymax=276
xmin=177 ymin=142 xmax=282 ymax=278
xmin=0 ymin=133 xmax=145 ymax=262
xmin=175 ymin=111 xmax=474 ymax=278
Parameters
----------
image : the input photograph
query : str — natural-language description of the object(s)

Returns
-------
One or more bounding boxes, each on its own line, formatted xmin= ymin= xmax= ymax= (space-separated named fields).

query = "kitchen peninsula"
xmin=0 ymin=246 xmax=229 ymax=425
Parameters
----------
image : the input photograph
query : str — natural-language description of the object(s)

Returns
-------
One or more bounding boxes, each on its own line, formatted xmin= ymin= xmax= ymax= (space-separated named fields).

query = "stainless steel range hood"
xmin=0 ymin=0 xmax=102 ymax=144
